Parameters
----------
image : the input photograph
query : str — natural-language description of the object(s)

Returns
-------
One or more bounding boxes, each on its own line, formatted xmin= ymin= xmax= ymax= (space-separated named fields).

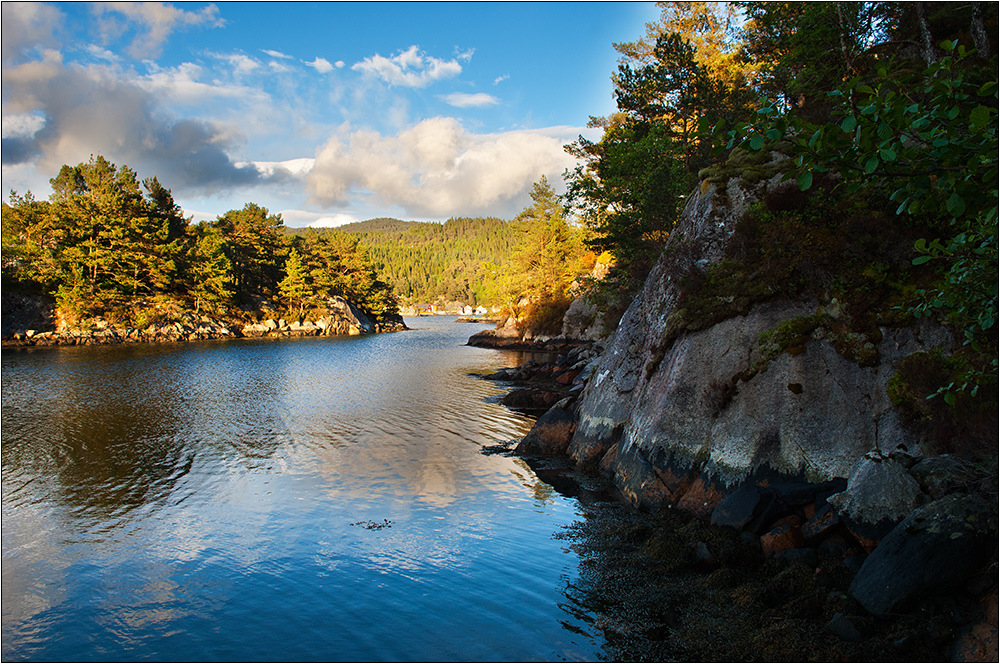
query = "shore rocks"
xmin=3 ymin=294 xmax=406 ymax=348
xmin=826 ymin=454 xmax=924 ymax=549
xmin=849 ymin=493 xmax=997 ymax=615
xmin=514 ymin=398 xmax=577 ymax=456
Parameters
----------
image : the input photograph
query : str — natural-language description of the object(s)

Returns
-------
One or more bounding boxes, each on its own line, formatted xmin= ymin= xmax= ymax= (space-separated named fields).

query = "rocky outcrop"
xmin=849 ymin=493 xmax=997 ymax=615
xmin=240 ymin=296 xmax=404 ymax=338
xmin=2 ymin=294 xmax=406 ymax=347
xmin=497 ymin=166 xmax=996 ymax=645
xmin=566 ymin=174 xmax=956 ymax=514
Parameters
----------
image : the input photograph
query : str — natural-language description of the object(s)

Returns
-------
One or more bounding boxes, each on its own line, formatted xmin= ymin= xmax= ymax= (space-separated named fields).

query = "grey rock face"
xmin=569 ymin=173 xmax=951 ymax=512
xmin=827 ymin=455 xmax=924 ymax=542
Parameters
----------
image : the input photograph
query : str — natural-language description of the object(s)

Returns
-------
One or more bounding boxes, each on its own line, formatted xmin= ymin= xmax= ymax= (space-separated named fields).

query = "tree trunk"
xmin=915 ymin=2 xmax=937 ymax=66
xmin=971 ymin=2 xmax=991 ymax=58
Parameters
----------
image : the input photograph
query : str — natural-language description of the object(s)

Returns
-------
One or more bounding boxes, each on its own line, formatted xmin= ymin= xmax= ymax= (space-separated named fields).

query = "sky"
xmin=1 ymin=1 xmax=661 ymax=227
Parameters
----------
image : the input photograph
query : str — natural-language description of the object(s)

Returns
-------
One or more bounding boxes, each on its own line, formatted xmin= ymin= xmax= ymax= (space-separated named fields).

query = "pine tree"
xmin=278 ymin=248 xmax=313 ymax=317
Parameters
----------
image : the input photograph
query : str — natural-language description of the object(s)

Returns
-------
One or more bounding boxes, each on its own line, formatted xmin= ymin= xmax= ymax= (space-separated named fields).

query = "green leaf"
xmin=808 ymin=130 xmax=822 ymax=148
xmin=946 ymin=193 xmax=966 ymax=217
xmin=970 ymin=105 xmax=991 ymax=127
xmin=944 ymin=391 xmax=957 ymax=406
xmin=912 ymin=255 xmax=933 ymax=265
xmin=977 ymin=81 xmax=997 ymax=96
xmin=765 ymin=128 xmax=783 ymax=141
xmin=914 ymin=238 xmax=927 ymax=251
xmin=865 ymin=157 xmax=880 ymax=174
xmin=840 ymin=116 xmax=857 ymax=133
xmin=749 ymin=134 xmax=765 ymax=151
xmin=796 ymin=171 xmax=813 ymax=191
xmin=879 ymin=148 xmax=897 ymax=162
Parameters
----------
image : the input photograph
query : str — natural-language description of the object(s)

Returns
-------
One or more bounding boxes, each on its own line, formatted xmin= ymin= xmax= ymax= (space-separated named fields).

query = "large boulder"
xmin=849 ymin=494 xmax=997 ymax=615
xmin=514 ymin=400 xmax=577 ymax=456
xmin=827 ymin=454 xmax=924 ymax=546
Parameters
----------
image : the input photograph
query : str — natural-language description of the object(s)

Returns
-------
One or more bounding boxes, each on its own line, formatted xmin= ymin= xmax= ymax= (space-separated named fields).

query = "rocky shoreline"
xmin=479 ymin=346 xmax=998 ymax=661
xmin=2 ymin=295 xmax=406 ymax=349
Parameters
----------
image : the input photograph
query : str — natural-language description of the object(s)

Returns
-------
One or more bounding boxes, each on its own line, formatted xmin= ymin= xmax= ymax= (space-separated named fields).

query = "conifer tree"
xmin=278 ymin=248 xmax=313 ymax=317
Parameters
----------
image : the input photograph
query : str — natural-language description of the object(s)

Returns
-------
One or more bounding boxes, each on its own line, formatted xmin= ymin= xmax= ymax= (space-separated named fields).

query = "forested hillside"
xmin=290 ymin=215 xmax=519 ymax=307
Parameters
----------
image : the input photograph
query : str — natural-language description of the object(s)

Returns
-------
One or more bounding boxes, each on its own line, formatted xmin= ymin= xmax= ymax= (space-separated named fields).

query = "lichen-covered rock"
xmin=567 ymin=171 xmax=952 ymax=514
xmin=849 ymin=494 xmax=998 ymax=615
xmin=827 ymin=455 xmax=923 ymax=546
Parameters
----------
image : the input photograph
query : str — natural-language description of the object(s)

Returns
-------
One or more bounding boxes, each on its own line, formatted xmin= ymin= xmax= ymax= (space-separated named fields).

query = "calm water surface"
xmin=1 ymin=317 xmax=602 ymax=661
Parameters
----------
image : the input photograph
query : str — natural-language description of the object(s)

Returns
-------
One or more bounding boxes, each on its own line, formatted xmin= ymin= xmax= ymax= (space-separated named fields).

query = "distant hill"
xmin=288 ymin=217 xmax=517 ymax=306
xmin=335 ymin=218 xmax=421 ymax=234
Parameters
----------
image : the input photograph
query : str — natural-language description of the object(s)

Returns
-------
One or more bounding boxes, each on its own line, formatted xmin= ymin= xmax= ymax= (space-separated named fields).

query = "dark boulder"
xmin=909 ymin=454 xmax=979 ymax=500
xmin=849 ymin=494 xmax=998 ymax=615
xmin=515 ymin=401 xmax=577 ymax=456
xmin=710 ymin=483 xmax=781 ymax=533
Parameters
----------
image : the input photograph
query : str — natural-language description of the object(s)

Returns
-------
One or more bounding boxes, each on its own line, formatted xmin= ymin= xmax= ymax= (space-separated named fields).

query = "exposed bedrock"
xmin=566 ymin=173 xmax=954 ymax=517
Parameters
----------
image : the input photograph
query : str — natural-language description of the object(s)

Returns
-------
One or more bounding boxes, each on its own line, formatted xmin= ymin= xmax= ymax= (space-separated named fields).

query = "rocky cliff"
xmin=502 ymin=168 xmax=996 ymax=655
xmin=566 ymin=172 xmax=961 ymax=511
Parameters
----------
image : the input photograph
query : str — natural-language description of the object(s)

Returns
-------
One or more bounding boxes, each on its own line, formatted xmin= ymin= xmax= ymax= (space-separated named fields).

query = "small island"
xmin=2 ymin=156 xmax=406 ymax=346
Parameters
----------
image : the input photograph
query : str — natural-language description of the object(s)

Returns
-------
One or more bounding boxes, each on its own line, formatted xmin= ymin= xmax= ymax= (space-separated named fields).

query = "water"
xmin=1 ymin=317 xmax=602 ymax=662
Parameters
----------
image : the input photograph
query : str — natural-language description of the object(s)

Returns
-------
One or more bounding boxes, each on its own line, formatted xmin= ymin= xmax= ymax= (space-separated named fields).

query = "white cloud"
xmin=304 ymin=57 xmax=334 ymax=74
xmin=2 ymin=113 xmax=47 ymax=138
xmin=1 ymin=2 xmax=63 ymax=64
xmin=455 ymin=47 xmax=475 ymax=62
xmin=306 ymin=118 xmax=580 ymax=218
xmin=309 ymin=213 xmax=358 ymax=228
xmin=334 ymin=60 xmax=345 ymax=68
xmin=269 ymin=61 xmax=293 ymax=73
xmin=85 ymin=44 xmax=121 ymax=63
xmin=92 ymin=2 xmax=224 ymax=60
xmin=247 ymin=158 xmax=315 ymax=178
xmin=262 ymin=49 xmax=292 ymax=59
xmin=493 ymin=74 xmax=509 ymax=85
xmin=440 ymin=92 xmax=500 ymax=109
xmin=1 ymin=52 xmax=260 ymax=193
xmin=137 ymin=61 xmax=267 ymax=106
xmin=352 ymin=45 xmax=462 ymax=88
xmin=272 ymin=209 xmax=358 ymax=228
xmin=221 ymin=53 xmax=260 ymax=75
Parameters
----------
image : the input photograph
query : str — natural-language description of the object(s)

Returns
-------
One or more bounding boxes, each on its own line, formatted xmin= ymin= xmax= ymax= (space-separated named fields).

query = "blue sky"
xmin=2 ymin=2 xmax=660 ymax=226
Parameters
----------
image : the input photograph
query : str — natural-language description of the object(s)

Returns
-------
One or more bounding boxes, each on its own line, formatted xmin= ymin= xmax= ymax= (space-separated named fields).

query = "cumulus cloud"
xmin=440 ymin=92 xmax=500 ymax=109
xmin=219 ymin=52 xmax=260 ymax=76
xmin=247 ymin=158 xmax=315 ymax=179
xmin=2 ymin=51 xmax=260 ymax=193
xmin=352 ymin=45 xmax=462 ymax=88
xmin=1 ymin=2 xmax=63 ymax=65
xmin=304 ymin=57 xmax=334 ymax=74
xmin=92 ymin=2 xmax=224 ymax=60
xmin=310 ymin=213 xmax=358 ymax=228
xmin=306 ymin=117 xmax=579 ymax=218
xmin=274 ymin=209 xmax=357 ymax=228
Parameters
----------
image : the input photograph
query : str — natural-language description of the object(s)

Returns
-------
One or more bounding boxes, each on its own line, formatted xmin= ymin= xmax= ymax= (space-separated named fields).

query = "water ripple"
xmin=1 ymin=319 xmax=599 ymax=662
